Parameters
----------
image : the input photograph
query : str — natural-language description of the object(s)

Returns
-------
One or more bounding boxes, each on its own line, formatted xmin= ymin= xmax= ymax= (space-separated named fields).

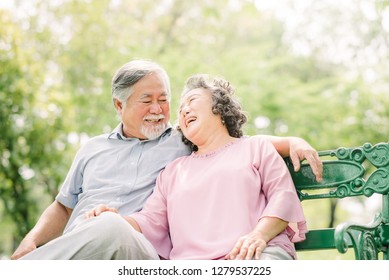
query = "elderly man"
xmin=12 ymin=59 xmax=322 ymax=260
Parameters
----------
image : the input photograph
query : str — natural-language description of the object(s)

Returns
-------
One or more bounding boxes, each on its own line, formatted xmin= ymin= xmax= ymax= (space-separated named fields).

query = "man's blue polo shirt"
xmin=56 ymin=123 xmax=190 ymax=233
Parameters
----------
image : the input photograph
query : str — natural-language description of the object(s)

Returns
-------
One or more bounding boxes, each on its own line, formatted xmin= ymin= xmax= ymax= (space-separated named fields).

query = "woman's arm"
xmin=224 ymin=216 xmax=288 ymax=260
xmin=265 ymin=135 xmax=323 ymax=182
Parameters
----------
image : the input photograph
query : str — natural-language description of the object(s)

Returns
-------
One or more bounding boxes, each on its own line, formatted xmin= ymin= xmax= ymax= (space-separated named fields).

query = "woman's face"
xmin=178 ymin=88 xmax=222 ymax=144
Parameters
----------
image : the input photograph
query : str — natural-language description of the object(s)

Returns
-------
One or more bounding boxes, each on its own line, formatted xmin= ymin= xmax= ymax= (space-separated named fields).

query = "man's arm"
xmin=265 ymin=135 xmax=323 ymax=182
xmin=11 ymin=200 xmax=72 ymax=260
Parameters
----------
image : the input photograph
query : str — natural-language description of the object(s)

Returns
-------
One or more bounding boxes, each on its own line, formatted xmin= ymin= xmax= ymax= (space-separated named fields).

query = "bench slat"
xmin=295 ymin=228 xmax=353 ymax=251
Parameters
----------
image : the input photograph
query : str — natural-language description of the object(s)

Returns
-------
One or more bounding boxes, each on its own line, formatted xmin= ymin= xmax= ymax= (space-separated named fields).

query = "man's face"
xmin=115 ymin=72 xmax=171 ymax=139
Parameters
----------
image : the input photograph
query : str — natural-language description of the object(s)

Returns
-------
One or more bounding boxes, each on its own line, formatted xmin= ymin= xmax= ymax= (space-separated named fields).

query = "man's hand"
xmin=84 ymin=204 xmax=118 ymax=219
xmin=289 ymin=138 xmax=323 ymax=182
xmin=11 ymin=238 xmax=37 ymax=260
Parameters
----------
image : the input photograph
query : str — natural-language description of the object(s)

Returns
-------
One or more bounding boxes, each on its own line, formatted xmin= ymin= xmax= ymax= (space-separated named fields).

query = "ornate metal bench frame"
xmin=286 ymin=142 xmax=389 ymax=260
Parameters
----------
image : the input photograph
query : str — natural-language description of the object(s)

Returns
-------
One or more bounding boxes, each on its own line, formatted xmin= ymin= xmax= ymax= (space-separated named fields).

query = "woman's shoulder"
xmin=242 ymin=135 xmax=273 ymax=146
xmin=163 ymin=153 xmax=191 ymax=172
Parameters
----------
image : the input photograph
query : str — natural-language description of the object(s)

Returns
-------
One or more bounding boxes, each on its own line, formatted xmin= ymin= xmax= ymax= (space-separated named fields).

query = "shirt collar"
xmin=108 ymin=122 xmax=173 ymax=141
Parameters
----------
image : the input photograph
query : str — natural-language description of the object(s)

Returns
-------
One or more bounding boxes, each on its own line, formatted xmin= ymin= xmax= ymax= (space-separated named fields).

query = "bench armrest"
xmin=334 ymin=213 xmax=383 ymax=260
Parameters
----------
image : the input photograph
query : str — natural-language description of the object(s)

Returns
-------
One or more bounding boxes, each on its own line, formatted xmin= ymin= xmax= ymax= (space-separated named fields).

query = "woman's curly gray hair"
xmin=179 ymin=74 xmax=247 ymax=150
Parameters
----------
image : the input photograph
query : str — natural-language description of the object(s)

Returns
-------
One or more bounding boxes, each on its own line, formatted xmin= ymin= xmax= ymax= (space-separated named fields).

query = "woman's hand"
xmin=265 ymin=136 xmax=323 ymax=182
xmin=225 ymin=217 xmax=288 ymax=260
xmin=84 ymin=204 xmax=118 ymax=219
xmin=288 ymin=137 xmax=323 ymax=182
xmin=224 ymin=231 xmax=267 ymax=260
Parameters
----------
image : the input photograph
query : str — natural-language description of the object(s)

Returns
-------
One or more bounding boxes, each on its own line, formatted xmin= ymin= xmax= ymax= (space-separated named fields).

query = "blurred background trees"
xmin=1 ymin=0 xmax=388 ymax=259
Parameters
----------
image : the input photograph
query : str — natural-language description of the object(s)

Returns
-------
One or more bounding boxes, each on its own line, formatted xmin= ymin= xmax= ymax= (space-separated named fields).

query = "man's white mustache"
xmin=143 ymin=114 xmax=165 ymax=121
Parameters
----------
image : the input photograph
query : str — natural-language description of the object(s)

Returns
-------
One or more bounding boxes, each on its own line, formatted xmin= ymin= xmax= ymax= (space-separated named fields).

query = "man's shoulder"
xmin=82 ymin=133 xmax=110 ymax=145
xmin=160 ymin=128 xmax=187 ymax=147
xmin=74 ymin=133 xmax=111 ymax=155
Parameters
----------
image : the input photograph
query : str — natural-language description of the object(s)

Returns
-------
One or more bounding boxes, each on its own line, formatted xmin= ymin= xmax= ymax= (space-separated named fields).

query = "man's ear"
xmin=114 ymin=99 xmax=123 ymax=113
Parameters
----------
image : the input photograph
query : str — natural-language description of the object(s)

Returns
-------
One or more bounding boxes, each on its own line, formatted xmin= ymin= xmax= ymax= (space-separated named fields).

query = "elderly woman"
xmin=89 ymin=74 xmax=307 ymax=260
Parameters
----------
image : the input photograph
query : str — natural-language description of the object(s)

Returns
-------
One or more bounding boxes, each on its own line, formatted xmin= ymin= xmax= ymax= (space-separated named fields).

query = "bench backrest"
xmin=285 ymin=142 xmax=389 ymax=259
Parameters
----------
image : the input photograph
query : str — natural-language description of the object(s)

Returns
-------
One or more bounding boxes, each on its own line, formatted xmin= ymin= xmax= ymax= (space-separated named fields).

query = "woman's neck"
xmin=195 ymin=131 xmax=237 ymax=155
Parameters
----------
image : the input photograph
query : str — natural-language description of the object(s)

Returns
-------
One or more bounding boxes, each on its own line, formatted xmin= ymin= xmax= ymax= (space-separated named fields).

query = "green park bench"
xmin=285 ymin=142 xmax=389 ymax=260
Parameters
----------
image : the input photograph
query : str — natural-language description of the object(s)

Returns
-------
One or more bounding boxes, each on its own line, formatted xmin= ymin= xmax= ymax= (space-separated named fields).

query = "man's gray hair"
xmin=111 ymin=59 xmax=171 ymax=104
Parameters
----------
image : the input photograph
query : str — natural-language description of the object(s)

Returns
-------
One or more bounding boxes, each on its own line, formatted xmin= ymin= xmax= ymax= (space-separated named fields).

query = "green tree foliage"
xmin=0 ymin=10 xmax=74 ymax=252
